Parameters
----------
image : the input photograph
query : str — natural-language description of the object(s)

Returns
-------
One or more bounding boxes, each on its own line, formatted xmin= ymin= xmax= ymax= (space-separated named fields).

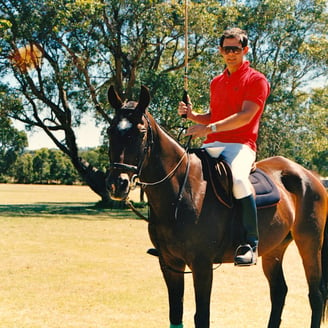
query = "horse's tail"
xmin=322 ymin=204 xmax=328 ymax=322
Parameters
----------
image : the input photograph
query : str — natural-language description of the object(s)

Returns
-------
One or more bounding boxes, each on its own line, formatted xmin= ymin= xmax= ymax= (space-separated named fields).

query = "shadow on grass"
xmin=0 ymin=202 xmax=148 ymax=220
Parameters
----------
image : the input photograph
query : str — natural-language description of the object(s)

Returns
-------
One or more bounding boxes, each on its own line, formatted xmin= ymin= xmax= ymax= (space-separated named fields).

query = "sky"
xmin=27 ymin=123 xmax=103 ymax=150
xmin=15 ymin=113 xmax=104 ymax=150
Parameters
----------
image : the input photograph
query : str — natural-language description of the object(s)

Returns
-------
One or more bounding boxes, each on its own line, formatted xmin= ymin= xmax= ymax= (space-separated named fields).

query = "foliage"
xmin=13 ymin=152 xmax=33 ymax=184
xmin=0 ymin=114 xmax=27 ymax=182
xmin=6 ymin=146 xmax=111 ymax=185
xmin=79 ymin=146 xmax=109 ymax=172
xmin=0 ymin=0 xmax=327 ymax=193
xmin=258 ymin=86 xmax=328 ymax=172
xmin=12 ymin=148 xmax=80 ymax=184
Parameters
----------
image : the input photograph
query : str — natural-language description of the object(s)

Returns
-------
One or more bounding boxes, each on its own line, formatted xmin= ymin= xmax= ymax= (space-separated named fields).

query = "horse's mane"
xmin=146 ymin=110 xmax=187 ymax=149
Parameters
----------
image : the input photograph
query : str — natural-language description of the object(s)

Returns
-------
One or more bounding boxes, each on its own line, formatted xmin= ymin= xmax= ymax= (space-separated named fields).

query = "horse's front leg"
xmin=160 ymin=256 xmax=186 ymax=328
xmin=192 ymin=257 xmax=213 ymax=328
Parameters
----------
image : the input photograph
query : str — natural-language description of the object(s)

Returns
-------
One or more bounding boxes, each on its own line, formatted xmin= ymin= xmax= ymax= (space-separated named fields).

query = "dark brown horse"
xmin=106 ymin=85 xmax=328 ymax=328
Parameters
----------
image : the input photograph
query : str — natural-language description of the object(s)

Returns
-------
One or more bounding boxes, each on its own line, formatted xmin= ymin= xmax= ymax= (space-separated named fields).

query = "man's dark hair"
xmin=219 ymin=28 xmax=248 ymax=48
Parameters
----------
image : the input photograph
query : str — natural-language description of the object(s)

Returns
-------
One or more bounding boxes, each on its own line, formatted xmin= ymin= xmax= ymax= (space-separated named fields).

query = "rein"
xmin=125 ymin=198 xmax=148 ymax=221
xmin=125 ymin=150 xmax=190 ymax=222
xmin=137 ymin=151 xmax=188 ymax=188
xmin=110 ymin=113 xmax=191 ymax=221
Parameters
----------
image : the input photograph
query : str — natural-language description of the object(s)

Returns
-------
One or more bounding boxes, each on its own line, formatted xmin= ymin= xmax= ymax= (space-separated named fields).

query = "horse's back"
xmin=257 ymin=156 xmax=327 ymax=236
xmin=257 ymin=156 xmax=326 ymax=196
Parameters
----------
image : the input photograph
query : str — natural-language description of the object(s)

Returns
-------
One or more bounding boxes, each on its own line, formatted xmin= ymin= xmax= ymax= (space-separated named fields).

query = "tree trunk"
xmin=78 ymin=159 xmax=110 ymax=203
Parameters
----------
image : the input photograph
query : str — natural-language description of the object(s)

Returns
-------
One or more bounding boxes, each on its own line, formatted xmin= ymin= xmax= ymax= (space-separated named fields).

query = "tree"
xmin=0 ymin=0 xmax=327 ymax=197
xmin=0 ymin=0 xmax=222 ymax=199
xmin=48 ymin=149 xmax=80 ymax=184
xmin=32 ymin=148 xmax=51 ymax=183
xmin=259 ymin=86 xmax=328 ymax=173
xmin=11 ymin=148 xmax=81 ymax=184
xmin=0 ymin=115 xmax=27 ymax=181
xmin=13 ymin=153 xmax=33 ymax=183
xmin=303 ymin=87 xmax=328 ymax=176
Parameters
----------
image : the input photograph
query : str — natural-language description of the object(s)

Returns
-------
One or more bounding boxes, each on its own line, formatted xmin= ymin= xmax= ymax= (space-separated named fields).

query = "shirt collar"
xmin=224 ymin=61 xmax=250 ymax=77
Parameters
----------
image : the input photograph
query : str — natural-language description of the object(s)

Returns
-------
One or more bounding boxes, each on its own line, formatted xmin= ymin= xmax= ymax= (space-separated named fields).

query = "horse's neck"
xmin=141 ymin=122 xmax=186 ymax=196
xmin=142 ymin=123 xmax=208 ymax=225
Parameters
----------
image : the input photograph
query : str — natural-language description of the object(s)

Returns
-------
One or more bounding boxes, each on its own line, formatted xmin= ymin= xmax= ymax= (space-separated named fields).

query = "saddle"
xmin=191 ymin=149 xmax=280 ymax=208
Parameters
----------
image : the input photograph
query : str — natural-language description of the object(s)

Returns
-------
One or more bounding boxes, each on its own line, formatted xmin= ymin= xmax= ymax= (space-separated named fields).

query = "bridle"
xmin=108 ymin=112 xmax=190 ymax=220
xmin=109 ymin=113 xmax=188 ymax=188
xmin=109 ymin=113 xmax=153 ymax=184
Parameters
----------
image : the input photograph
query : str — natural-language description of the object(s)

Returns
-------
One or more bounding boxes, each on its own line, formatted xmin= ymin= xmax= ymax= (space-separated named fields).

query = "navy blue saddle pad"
xmin=250 ymin=168 xmax=280 ymax=208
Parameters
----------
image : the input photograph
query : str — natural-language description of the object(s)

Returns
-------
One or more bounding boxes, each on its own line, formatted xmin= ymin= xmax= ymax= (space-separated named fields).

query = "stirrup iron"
xmin=234 ymin=244 xmax=257 ymax=266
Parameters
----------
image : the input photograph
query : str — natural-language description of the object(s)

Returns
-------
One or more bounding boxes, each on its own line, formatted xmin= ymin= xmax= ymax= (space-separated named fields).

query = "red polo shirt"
xmin=204 ymin=61 xmax=270 ymax=151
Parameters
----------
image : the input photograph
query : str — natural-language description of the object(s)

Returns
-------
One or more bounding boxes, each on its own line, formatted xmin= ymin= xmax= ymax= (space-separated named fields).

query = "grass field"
xmin=0 ymin=184 xmax=326 ymax=328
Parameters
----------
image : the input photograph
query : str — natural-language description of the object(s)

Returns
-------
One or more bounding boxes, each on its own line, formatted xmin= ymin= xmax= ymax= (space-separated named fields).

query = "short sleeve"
xmin=245 ymin=76 xmax=270 ymax=107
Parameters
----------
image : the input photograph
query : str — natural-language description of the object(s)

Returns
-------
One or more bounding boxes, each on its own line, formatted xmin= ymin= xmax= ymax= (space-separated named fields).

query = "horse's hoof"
xmin=147 ymin=248 xmax=159 ymax=257
xmin=234 ymin=244 xmax=257 ymax=266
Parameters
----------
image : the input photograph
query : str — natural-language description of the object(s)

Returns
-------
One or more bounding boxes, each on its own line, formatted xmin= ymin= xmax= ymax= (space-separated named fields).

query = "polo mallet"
xmin=181 ymin=0 xmax=189 ymax=119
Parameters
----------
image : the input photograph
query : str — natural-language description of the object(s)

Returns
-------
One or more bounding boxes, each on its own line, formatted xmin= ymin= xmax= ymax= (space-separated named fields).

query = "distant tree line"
xmin=0 ymin=146 xmax=108 ymax=185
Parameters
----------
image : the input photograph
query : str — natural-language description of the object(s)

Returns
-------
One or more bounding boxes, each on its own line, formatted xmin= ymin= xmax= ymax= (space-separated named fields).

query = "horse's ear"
xmin=136 ymin=85 xmax=150 ymax=114
xmin=108 ymin=85 xmax=123 ymax=110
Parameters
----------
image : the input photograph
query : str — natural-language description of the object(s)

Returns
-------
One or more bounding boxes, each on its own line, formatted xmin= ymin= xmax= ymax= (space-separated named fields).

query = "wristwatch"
xmin=209 ymin=123 xmax=217 ymax=133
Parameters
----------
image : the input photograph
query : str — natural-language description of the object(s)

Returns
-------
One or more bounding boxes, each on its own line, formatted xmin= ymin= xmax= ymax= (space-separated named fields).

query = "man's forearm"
xmin=188 ymin=111 xmax=211 ymax=125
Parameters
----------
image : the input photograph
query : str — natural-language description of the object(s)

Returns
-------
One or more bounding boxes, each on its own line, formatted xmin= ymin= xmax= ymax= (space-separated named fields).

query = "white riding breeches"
xmin=202 ymin=141 xmax=256 ymax=199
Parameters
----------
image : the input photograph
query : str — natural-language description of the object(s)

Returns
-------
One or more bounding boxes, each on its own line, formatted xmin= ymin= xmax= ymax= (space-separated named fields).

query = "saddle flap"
xmin=190 ymin=149 xmax=234 ymax=208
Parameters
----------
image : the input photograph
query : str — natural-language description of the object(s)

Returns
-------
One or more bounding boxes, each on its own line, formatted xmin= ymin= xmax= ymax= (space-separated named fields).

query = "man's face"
xmin=219 ymin=37 xmax=248 ymax=71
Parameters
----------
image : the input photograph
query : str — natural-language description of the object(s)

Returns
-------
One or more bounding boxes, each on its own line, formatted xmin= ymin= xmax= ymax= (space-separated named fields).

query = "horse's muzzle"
xmin=106 ymin=173 xmax=130 ymax=201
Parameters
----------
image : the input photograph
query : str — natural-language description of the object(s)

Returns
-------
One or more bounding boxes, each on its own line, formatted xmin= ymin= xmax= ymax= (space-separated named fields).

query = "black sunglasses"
xmin=221 ymin=46 xmax=244 ymax=54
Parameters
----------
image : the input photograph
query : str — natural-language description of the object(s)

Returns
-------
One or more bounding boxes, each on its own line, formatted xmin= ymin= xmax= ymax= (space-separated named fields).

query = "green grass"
xmin=0 ymin=184 xmax=326 ymax=327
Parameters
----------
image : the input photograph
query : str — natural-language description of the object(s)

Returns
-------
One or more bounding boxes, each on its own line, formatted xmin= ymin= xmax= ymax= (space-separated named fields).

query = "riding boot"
xmin=234 ymin=194 xmax=259 ymax=266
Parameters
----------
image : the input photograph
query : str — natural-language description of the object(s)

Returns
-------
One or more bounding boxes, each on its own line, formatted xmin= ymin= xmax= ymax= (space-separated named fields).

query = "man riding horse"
xmin=107 ymin=29 xmax=328 ymax=327
xmin=178 ymin=27 xmax=270 ymax=266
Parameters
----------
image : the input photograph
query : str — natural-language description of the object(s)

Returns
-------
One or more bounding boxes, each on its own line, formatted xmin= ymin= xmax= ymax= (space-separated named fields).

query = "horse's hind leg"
xmin=281 ymin=160 xmax=328 ymax=327
xmin=292 ymin=187 xmax=327 ymax=327
xmin=294 ymin=233 xmax=325 ymax=328
xmin=262 ymin=238 xmax=292 ymax=328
